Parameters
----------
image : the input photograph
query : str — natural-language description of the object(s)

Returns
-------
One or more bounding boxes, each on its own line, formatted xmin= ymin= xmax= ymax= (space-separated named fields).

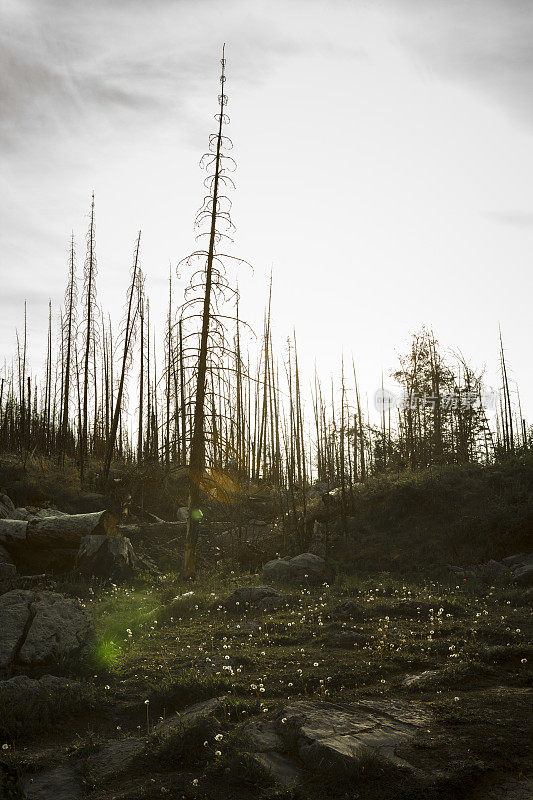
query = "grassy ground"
xmin=330 ymin=455 xmax=533 ymax=571
xmin=1 ymin=565 xmax=531 ymax=799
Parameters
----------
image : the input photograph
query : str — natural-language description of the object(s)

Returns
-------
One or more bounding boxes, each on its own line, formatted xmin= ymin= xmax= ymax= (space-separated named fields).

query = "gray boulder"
xmin=472 ymin=560 xmax=511 ymax=583
xmin=502 ymin=552 xmax=528 ymax=568
xmin=263 ymin=553 xmax=335 ymax=585
xmin=221 ymin=585 xmax=281 ymax=610
xmin=0 ymin=492 xmax=16 ymax=520
xmin=75 ymin=534 xmax=137 ymax=580
xmin=0 ymin=589 xmax=93 ymax=669
xmin=0 ymin=543 xmax=15 ymax=567
xmin=511 ymin=563 xmax=533 ymax=586
xmin=276 ymin=699 xmax=430 ymax=770
xmin=448 ymin=553 xmax=533 ymax=586
xmin=507 ymin=553 xmax=533 ymax=586
xmin=22 ymin=764 xmax=82 ymax=800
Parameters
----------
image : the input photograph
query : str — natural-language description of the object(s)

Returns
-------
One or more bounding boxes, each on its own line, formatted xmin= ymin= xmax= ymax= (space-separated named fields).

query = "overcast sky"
xmin=1 ymin=0 xmax=532 ymax=420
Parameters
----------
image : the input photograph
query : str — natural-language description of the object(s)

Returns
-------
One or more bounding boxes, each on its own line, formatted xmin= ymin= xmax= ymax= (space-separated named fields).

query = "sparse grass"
xmin=304 ymin=747 xmax=416 ymax=799
xmin=336 ymin=455 xmax=533 ymax=571
xmin=5 ymin=562 xmax=530 ymax=800
xmin=0 ymin=681 xmax=96 ymax=742
xmin=147 ymin=671 xmax=232 ymax=709
xmin=141 ymin=716 xmax=219 ymax=770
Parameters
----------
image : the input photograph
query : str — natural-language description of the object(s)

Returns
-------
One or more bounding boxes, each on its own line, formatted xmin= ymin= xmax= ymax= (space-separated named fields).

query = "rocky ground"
xmin=0 ymin=484 xmax=531 ymax=800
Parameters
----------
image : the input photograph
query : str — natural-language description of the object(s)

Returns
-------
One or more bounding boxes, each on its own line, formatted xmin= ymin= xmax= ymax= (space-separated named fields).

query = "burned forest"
xmin=0 ymin=18 xmax=532 ymax=800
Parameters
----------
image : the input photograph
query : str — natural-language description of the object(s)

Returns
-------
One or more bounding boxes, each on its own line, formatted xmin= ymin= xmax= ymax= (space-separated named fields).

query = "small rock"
xmin=473 ymin=560 xmax=511 ymax=582
xmin=246 ymin=719 xmax=302 ymax=787
xmin=0 ymin=552 xmax=16 ymax=594
xmin=402 ymin=670 xmax=440 ymax=688
xmin=0 ymin=544 xmax=15 ymax=567
xmin=176 ymin=507 xmax=189 ymax=522
xmin=0 ymin=519 xmax=28 ymax=545
xmin=482 ymin=776 xmax=533 ymax=800
xmin=253 ymin=595 xmax=286 ymax=612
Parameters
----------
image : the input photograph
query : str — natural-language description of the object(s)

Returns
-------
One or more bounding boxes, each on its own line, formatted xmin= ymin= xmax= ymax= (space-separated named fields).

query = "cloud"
xmin=387 ymin=0 xmax=533 ymax=129
xmin=0 ymin=0 xmax=361 ymax=158
xmin=484 ymin=210 xmax=533 ymax=229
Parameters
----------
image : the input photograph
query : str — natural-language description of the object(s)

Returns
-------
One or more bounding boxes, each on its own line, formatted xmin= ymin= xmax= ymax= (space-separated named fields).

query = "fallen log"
xmin=2 ymin=511 xmax=118 ymax=574
xmin=26 ymin=510 xmax=118 ymax=547
xmin=118 ymin=521 xmax=186 ymax=543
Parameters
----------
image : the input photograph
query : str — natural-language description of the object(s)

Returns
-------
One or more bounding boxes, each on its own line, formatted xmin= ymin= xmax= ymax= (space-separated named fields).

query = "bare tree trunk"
xmin=103 ymin=232 xmax=142 ymax=480
xmin=81 ymin=194 xmax=97 ymax=482
xmin=184 ymin=47 xmax=228 ymax=577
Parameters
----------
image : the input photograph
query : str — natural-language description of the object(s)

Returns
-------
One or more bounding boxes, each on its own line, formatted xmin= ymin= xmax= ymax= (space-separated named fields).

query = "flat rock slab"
xmin=245 ymin=719 xmax=284 ymax=752
xmin=246 ymin=720 xmax=302 ymax=787
xmin=22 ymin=764 xmax=82 ymax=800
xmin=0 ymin=589 xmax=93 ymax=669
xmin=154 ymin=695 xmax=228 ymax=735
xmin=89 ymin=737 xmax=145 ymax=781
xmin=253 ymin=751 xmax=302 ymax=787
xmin=276 ymin=699 xmax=431 ymax=770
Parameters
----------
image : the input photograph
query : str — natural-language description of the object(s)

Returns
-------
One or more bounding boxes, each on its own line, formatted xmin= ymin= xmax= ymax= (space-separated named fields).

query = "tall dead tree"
xmin=60 ymin=234 xmax=77 ymax=461
xmin=137 ymin=284 xmax=145 ymax=463
xmin=103 ymin=232 xmax=142 ymax=480
xmin=180 ymin=45 xmax=249 ymax=577
xmin=80 ymin=193 xmax=97 ymax=481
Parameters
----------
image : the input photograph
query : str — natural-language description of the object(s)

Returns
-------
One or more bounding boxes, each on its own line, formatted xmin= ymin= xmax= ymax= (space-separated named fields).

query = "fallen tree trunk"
xmin=2 ymin=511 xmax=118 ymax=574
xmin=118 ymin=521 xmax=186 ymax=542
xmin=26 ymin=511 xmax=117 ymax=547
